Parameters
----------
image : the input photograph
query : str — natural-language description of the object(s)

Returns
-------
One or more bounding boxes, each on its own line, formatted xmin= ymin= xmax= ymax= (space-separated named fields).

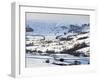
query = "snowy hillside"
xmin=26 ymin=31 xmax=90 ymax=57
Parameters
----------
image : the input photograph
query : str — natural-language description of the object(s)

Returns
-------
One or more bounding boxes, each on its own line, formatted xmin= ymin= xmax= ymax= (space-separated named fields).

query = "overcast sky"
xmin=26 ymin=12 xmax=90 ymax=24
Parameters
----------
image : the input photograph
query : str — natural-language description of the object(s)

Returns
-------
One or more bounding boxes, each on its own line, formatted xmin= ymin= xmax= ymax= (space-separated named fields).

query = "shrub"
xmin=32 ymin=50 xmax=37 ymax=52
xmin=66 ymin=37 xmax=73 ymax=41
xmin=37 ymin=50 xmax=42 ymax=53
xmin=45 ymin=59 xmax=50 ymax=63
xmin=26 ymin=43 xmax=34 ymax=46
xmin=59 ymin=38 xmax=67 ymax=41
xmin=77 ymin=36 xmax=88 ymax=40
xmin=74 ymin=61 xmax=81 ymax=65
xmin=60 ymin=49 xmax=68 ymax=53
xmin=46 ymin=40 xmax=53 ymax=43
xmin=26 ymin=49 xmax=33 ymax=53
xmin=73 ymin=42 xmax=88 ymax=50
xmin=46 ymin=50 xmax=55 ymax=53
xmin=59 ymin=58 xmax=64 ymax=62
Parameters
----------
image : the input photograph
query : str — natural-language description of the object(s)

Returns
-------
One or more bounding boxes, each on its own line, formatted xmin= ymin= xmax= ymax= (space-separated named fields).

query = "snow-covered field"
xmin=25 ymin=53 xmax=90 ymax=67
xmin=25 ymin=54 xmax=56 ymax=67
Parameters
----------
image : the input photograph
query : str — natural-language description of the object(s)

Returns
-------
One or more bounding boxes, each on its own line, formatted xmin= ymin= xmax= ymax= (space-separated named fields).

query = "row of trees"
xmin=26 ymin=42 xmax=89 ymax=57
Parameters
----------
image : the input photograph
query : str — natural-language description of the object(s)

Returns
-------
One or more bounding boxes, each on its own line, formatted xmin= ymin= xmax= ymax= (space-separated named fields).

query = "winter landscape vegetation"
xmin=25 ymin=13 xmax=90 ymax=67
